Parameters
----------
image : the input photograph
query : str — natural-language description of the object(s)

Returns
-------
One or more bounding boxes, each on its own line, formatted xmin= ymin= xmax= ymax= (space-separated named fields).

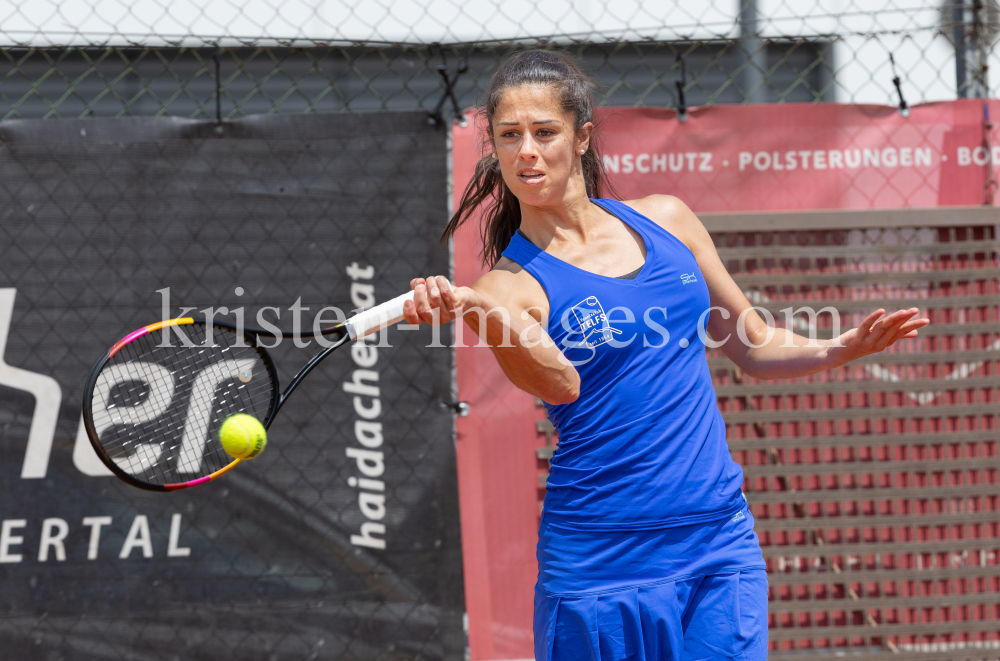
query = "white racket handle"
xmin=344 ymin=290 xmax=416 ymax=340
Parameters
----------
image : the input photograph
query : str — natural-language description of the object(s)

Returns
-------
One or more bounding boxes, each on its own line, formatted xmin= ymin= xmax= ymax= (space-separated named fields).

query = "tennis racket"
xmin=82 ymin=291 xmax=415 ymax=492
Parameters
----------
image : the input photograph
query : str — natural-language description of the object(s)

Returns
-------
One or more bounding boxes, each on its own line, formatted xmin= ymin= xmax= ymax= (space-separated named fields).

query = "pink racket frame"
xmin=107 ymin=317 xmax=244 ymax=491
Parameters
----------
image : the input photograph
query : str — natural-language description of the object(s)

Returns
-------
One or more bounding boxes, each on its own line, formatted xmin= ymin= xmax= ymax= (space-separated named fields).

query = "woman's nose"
xmin=517 ymin=135 xmax=539 ymax=160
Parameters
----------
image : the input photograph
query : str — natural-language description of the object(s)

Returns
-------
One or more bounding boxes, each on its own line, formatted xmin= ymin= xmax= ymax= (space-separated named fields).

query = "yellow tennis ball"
xmin=219 ymin=414 xmax=267 ymax=460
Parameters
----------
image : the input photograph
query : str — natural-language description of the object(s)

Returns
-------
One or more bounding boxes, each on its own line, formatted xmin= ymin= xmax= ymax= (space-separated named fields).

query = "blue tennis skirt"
xmin=534 ymin=499 xmax=768 ymax=660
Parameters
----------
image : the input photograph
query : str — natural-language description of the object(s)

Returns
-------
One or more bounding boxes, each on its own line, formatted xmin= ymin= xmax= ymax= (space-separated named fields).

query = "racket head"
xmin=82 ymin=318 xmax=279 ymax=491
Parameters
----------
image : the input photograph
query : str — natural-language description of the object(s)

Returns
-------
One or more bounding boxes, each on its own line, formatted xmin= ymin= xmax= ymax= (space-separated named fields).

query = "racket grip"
xmin=344 ymin=290 xmax=416 ymax=340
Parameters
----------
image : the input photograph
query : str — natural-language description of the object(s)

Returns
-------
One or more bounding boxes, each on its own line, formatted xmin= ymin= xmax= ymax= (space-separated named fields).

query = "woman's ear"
xmin=486 ymin=129 xmax=497 ymax=159
xmin=577 ymin=121 xmax=595 ymax=154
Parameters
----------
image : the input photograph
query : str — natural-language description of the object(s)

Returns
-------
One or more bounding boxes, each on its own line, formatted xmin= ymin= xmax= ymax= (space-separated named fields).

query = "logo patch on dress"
xmin=731 ymin=509 xmax=746 ymax=523
xmin=570 ymin=296 xmax=622 ymax=348
xmin=680 ymin=272 xmax=698 ymax=285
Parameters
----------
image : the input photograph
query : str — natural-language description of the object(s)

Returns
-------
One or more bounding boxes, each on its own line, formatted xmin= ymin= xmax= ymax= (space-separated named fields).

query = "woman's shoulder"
xmin=472 ymin=256 xmax=550 ymax=315
xmin=619 ymin=193 xmax=686 ymax=215
xmin=616 ymin=194 xmax=712 ymax=256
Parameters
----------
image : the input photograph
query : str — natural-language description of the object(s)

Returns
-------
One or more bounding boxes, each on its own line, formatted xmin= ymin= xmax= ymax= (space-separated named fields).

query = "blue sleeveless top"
xmin=502 ymin=198 xmax=746 ymax=530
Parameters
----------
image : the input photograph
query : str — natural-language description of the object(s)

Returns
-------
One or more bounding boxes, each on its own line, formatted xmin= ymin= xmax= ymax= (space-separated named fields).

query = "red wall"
xmin=451 ymin=100 xmax=1000 ymax=660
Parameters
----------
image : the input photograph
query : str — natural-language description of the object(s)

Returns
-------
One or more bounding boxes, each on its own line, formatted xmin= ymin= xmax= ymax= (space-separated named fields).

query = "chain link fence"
xmin=708 ymin=212 xmax=1000 ymax=658
xmin=2 ymin=1 xmax=1000 ymax=660
xmin=0 ymin=111 xmax=463 ymax=659
xmin=1 ymin=1 xmax=997 ymax=121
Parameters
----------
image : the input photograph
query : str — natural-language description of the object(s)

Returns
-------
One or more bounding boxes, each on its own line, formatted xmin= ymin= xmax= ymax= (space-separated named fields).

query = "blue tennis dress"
xmin=501 ymin=199 xmax=768 ymax=660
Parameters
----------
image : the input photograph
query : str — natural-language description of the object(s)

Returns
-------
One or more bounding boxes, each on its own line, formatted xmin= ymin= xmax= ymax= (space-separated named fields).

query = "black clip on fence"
xmin=889 ymin=53 xmax=910 ymax=118
xmin=440 ymin=400 xmax=471 ymax=417
xmin=675 ymin=53 xmax=688 ymax=123
xmin=429 ymin=45 xmax=469 ymax=128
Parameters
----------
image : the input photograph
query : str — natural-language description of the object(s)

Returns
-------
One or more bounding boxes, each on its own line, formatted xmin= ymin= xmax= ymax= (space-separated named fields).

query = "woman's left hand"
xmin=830 ymin=308 xmax=930 ymax=365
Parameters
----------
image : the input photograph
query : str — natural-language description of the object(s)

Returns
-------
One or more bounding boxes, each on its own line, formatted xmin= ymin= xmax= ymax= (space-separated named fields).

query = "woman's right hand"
xmin=403 ymin=275 xmax=481 ymax=326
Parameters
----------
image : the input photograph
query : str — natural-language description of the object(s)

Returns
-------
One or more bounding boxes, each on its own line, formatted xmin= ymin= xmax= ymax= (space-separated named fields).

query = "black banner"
xmin=0 ymin=113 xmax=464 ymax=660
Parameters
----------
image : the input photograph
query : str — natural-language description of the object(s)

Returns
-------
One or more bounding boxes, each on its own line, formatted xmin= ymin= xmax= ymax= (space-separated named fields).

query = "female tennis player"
xmin=402 ymin=50 xmax=928 ymax=660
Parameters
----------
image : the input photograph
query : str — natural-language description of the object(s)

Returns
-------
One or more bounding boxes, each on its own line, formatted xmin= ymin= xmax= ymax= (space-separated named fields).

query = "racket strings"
xmin=127 ymin=328 xmax=271 ymax=479
xmin=115 ymin=346 xmax=182 ymax=485
xmin=101 ymin=331 xmax=217 ymax=478
xmin=91 ymin=323 xmax=275 ymax=486
xmin=104 ymin=346 xmax=183 ymax=484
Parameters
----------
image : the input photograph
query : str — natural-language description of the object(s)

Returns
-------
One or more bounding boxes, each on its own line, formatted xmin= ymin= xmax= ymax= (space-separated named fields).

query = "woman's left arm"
xmin=632 ymin=195 xmax=930 ymax=381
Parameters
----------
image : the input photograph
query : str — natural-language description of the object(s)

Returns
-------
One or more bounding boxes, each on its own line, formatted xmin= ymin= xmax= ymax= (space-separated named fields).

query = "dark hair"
xmin=441 ymin=49 xmax=617 ymax=267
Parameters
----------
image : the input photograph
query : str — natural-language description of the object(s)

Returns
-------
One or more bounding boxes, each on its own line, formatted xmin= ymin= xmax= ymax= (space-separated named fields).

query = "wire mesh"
xmin=2 ymin=1 xmax=1000 ymax=660
xmin=0 ymin=112 xmax=463 ymax=659
xmin=714 ymin=222 xmax=1000 ymax=657
xmin=0 ymin=1 xmax=997 ymax=121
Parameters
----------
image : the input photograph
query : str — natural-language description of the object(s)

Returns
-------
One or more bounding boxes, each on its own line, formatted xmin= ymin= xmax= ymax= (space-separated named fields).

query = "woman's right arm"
xmin=403 ymin=270 xmax=580 ymax=405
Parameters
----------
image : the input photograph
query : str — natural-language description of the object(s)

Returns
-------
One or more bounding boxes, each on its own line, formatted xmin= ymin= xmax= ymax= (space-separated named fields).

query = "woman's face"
xmin=490 ymin=84 xmax=591 ymax=207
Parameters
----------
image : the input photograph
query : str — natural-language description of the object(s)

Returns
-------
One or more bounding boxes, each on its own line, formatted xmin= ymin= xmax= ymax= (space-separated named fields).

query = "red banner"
xmin=451 ymin=100 xmax=999 ymax=661
xmin=595 ymin=99 xmax=998 ymax=211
